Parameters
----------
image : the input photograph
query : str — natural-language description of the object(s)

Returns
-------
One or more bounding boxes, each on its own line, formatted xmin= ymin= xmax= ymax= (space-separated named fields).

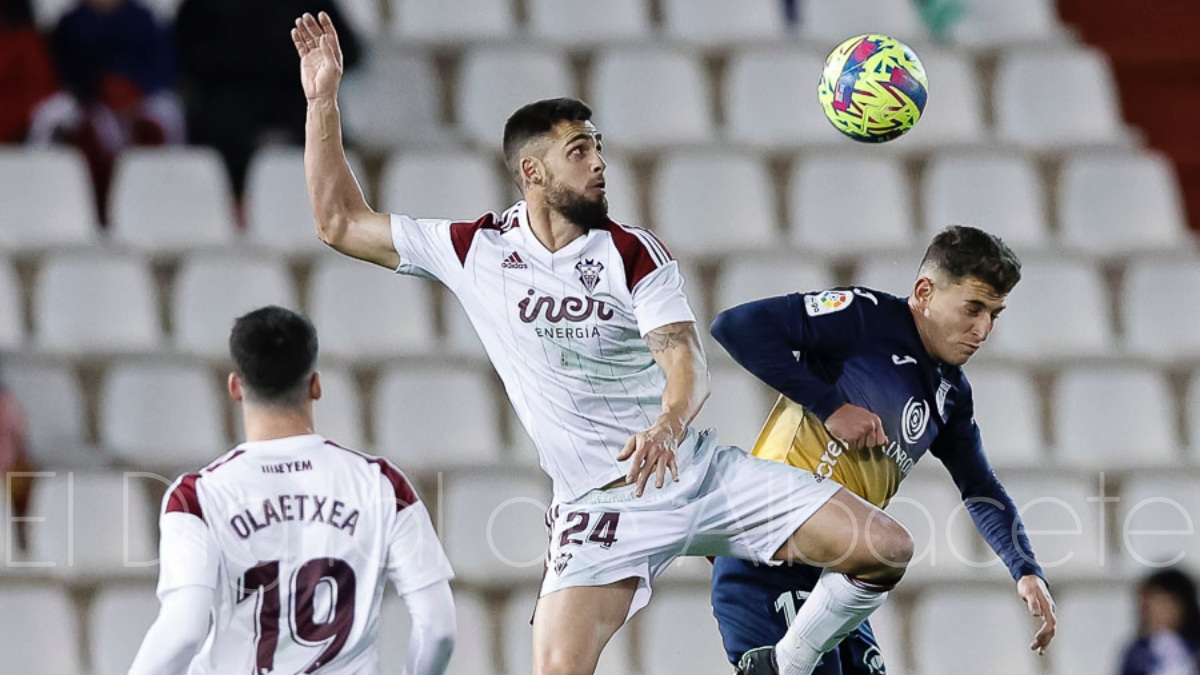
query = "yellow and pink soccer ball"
xmin=818 ymin=34 xmax=928 ymax=143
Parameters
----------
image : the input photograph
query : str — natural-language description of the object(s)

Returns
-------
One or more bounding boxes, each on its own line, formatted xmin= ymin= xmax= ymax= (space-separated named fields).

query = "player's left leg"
xmin=532 ymin=578 xmax=638 ymax=675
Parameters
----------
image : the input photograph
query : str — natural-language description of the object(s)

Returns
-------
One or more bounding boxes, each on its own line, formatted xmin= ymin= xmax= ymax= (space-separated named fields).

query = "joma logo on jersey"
xmin=519 ymin=289 xmax=614 ymax=324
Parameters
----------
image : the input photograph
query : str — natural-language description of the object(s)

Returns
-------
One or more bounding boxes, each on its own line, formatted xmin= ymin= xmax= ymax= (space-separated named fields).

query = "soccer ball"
xmin=818 ymin=34 xmax=928 ymax=143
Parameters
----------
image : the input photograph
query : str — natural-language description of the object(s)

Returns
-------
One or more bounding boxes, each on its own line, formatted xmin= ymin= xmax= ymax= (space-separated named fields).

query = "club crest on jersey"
xmin=575 ymin=259 xmax=604 ymax=294
xmin=901 ymin=397 xmax=930 ymax=445
xmin=805 ymin=290 xmax=853 ymax=316
xmin=554 ymin=551 xmax=573 ymax=575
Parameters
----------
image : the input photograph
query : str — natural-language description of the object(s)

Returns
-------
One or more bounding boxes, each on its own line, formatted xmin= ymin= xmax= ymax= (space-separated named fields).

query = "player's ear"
xmin=912 ymin=275 xmax=934 ymax=310
xmin=228 ymin=372 xmax=244 ymax=402
xmin=309 ymin=372 xmax=322 ymax=401
xmin=520 ymin=155 xmax=545 ymax=187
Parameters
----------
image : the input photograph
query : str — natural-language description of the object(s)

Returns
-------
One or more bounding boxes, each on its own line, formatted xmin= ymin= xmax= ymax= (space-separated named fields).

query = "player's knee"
xmin=534 ymin=648 xmax=597 ymax=675
xmin=854 ymin=516 xmax=913 ymax=583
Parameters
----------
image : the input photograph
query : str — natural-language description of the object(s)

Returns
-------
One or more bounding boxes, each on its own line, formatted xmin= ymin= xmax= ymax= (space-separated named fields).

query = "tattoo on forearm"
xmin=646 ymin=325 xmax=692 ymax=354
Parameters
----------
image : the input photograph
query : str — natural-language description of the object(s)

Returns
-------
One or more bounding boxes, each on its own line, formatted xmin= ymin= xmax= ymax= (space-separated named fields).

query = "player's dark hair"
xmin=502 ymin=97 xmax=593 ymax=181
xmin=229 ymin=306 xmax=318 ymax=407
xmin=919 ymin=225 xmax=1022 ymax=294
xmin=1141 ymin=568 xmax=1200 ymax=645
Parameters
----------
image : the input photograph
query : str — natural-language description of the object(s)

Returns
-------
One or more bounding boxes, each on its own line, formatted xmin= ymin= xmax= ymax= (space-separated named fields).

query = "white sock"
xmin=773 ymin=572 xmax=890 ymax=675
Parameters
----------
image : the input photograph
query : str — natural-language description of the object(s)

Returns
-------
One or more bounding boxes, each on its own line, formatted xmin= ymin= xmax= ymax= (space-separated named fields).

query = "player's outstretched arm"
xmin=618 ymin=321 xmax=710 ymax=497
xmin=127 ymin=585 xmax=213 ymax=674
xmin=294 ymin=11 xmax=396 ymax=269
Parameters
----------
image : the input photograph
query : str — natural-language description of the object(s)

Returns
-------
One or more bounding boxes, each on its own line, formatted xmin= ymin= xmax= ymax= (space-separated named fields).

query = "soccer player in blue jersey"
xmin=713 ymin=226 xmax=1058 ymax=674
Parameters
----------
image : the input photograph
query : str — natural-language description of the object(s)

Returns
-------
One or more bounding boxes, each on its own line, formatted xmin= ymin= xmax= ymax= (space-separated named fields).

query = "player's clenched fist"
xmin=618 ymin=420 xmax=682 ymax=498
xmin=824 ymin=403 xmax=889 ymax=450
xmin=292 ymin=11 xmax=344 ymax=102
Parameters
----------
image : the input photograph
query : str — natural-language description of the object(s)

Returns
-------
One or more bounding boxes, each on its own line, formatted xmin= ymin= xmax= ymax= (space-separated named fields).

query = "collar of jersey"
xmin=513 ymin=200 xmax=593 ymax=261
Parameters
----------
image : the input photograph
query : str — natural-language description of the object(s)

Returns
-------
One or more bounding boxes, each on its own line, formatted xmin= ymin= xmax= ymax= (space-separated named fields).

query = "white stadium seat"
xmin=599 ymin=152 xmax=643 ymax=227
xmin=641 ymin=586 xmax=731 ymax=675
xmin=789 ymin=155 xmax=915 ymax=256
xmin=651 ymin=149 xmax=778 ymax=255
xmin=3 ymin=360 xmax=99 ymax=466
xmin=922 ymin=152 xmax=1048 ymax=248
xmin=527 ymin=0 xmax=650 ymax=46
xmin=89 ymin=584 xmax=160 ymax=675
xmin=109 ymin=148 xmax=237 ymax=254
xmin=662 ymin=0 xmax=787 ymax=45
xmin=99 ymin=361 xmax=227 ymax=469
xmin=312 ymin=368 xmax=368 ymax=452
xmin=850 ymin=254 xmax=923 ymax=297
xmin=1058 ymin=151 xmax=1189 ymax=255
xmin=1187 ymin=373 xmax=1200 ymax=455
xmin=337 ymin=0 xmax=384 ymax=40
xmin=0 ymin=584 xmax=84 ymax=674
xmin=866 ymin=600 xmax=909 ymax=675
xmin=961 ymin=366 xmax=1043 ymax=467
xmin=172 ymin=254 xmax=298 ymax=358
xmin=0 ymin=258 xmax=21 ymax=350
xmin=985 ymin=256 xmax=1113 ymax=361
xmin=1123 ymin=257 xmax=1200 ymax=360
xmin=373 ymin=363 xmax=501 ymax=468
xmin=443 ymin=298 xmax=488 ymax=359
xmin=950 ymin=0 xmax=1066 ymax=48
xmin=0 ymin=147 xmax=98 ymax=251
xmin=995 ymin=47 xmax=1128 ymax=148
xmin=725 ymin=48 xmax=843 ymax=148
xmin=1054 ymin=365 xmax=1177 ymax=470
xmin=887 ymin=473 xmax=984 ymax=581
xmin=380 ymin=589 xmax=496 ymax=675
xmin=912 ymin=587 xmax=1039 ymax=675
xmin=457 ymin=47 xmax=576 ymax=147
xmin=1052 ymin=584 xmax=1136 ymax=675
xmin=799 ymin=0 xmax=927 ymax=44
xmin=391 ymin=0 xmax=516 ymax=42
xmin=590 ymin=48 xmax=714 ymax=149
xmin=692 ymin=363 xmax=775 ymax=451
xmin=25 ymin=471 xmax=156 ymax=574
xmin=712 ymin=253 xmax=837 ymax=317
xmin=502 ymin=588 xmax=637 ymax=675
xmin=440 ymin=472 xmax=550 ymax=584
xmin=34 ymin=252 xmax=162 ymax=356
xmin=340 ymin=51 xmax=450 ymax=149
xmin=893 ymin=49 xmax=988 ymax=149
xmin=1000 ymin=474 xmax=1107 ymax=577
xmin=308 ymin=256 xmax=438 ymax=360
xmin=380 ymin=151 xmax=505 ymax=223
xmin=1118 ymin=475 xmax=1200 ymax=572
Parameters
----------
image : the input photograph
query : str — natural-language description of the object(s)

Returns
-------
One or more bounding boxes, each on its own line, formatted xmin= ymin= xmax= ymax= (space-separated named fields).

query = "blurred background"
xmin=1 ymin=0 xmax=1199 ymax=673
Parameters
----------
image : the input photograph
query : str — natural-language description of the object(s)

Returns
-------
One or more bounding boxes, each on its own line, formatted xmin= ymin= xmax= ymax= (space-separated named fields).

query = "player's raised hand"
xmin=617 ymin=420 xmax=681 ymax=498
xmin=292 ymin=11 xmax=343 ymax=102
xmin=824 ymin=403 xmax=888 ymax=450
xmin=1017 ymin=574 xmax=1057 ymax=655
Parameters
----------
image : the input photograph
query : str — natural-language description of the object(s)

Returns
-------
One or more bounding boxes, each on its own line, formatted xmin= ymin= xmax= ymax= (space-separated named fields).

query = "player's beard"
xmin=545 ymin=180 xmax=609 ymax=230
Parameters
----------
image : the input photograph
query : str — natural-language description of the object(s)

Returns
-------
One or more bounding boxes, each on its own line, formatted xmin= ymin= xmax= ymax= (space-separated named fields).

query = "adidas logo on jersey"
xmin=501 ymin=251 xmax=528 ymax=269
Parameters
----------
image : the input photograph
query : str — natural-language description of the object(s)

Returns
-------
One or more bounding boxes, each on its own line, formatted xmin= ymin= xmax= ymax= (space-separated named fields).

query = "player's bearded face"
xmin=545 ymin=168 xmax=609 ymax=230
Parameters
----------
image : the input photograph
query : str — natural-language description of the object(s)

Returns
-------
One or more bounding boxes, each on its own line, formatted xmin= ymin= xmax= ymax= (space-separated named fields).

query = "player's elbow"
xmin=314 ymin=212 xmax=350 ymax=248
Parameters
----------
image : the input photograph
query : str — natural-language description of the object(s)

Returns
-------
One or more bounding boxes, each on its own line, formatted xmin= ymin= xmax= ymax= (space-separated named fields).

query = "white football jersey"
xmin=391 ymin=201 xmax=697 ymax=501
xmin=157 ymin=434 xmax=453 ymax=675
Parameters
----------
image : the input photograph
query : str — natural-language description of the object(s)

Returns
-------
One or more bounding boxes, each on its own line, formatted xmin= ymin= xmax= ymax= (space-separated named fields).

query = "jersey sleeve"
xmin=631 ymin=261 xmax=698 ymax=337
xmin=156 ymin=476 xmax=219 ymax=597
xmin=386 ymin=501 xmax=455 ymax=596
xmin=389 ymin=214 xmax=466 ymax=287
xmin=930 ymin=380 xmax=1044 ymax=581
xmin=710 ymin=288 xmax=872 ymax=420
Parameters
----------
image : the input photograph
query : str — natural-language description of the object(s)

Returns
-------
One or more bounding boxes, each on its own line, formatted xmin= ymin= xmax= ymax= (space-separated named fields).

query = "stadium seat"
xmin=1052 ymin=584 xmax=1136 ymax=675
xmin=961 ymin=366 xmax=1043 ymax=467
xmin=457 ymin=47 xmax=575 ymax=148
xmin=172 ymin=254 xmax=298 ymax=358
xmin=391 ymin=0 xmax=516 ymax=42
xmin=984 ymin=256 xmax=1113 ymax=361
xmin=866 ymin=600 xmax=909 ymax=675
xmin=108 ymin=148 xmax=238 ymax=255
xmin=662 ymin=0 xmax=787 ymax=45
xmin=0 ymin=258 xmax=21 ymax=350
xmin=340 ymin=51 xmax=450 ymax=149
xmin=887 ymin=472 xmax=985 ymax=581
xmin=1186 ymin=373 xmax=1200 ymax=456
xmin=443 ymin=298 xmax=488 ymax=359
xmin=922 ymin=152 xmax=1048 ymax=249
xmin=89 ymin=584 xmax=159 ymax=675
xmin=33 ymin=252 xmax=162 ymax=356
xmin=0 ymin=584 xmax=84 ymax=674
xmin=598 ymin=152 xmax=642 ymax=227
xmin=245 ymin=147 xmax=367 ymax=257
xmin=439 ymin=471 xmax=550 ymax=583
xmin=1118 ymin=474 xmax=1200 ymax=572
xmin=0 ymin=148 xmax=98 ymax=251
xmin=995 ymin=47 xmax=1128 ymax=148
xmin=502 ymin=587 xmax=637 ymax=675
xmin=911 ymin=587 xmax=1039 ymax=675
xmin=589 ymin=48 xmax=714 ymax=150
xmin=650 ymin=149 xmax=778 ymax=255
xmin=336 ymin=0 xmax=384 ymax=40
xmin=711 ymin=253 xmax=836 ymax=316
xmin=891 ymin=49 xmax=988 ymax=149
xmin=950 ymin=0 xmax=1067 ymax=48
xmin=641 ymin=586 xmax=731 ymax=674
xmin=380 ymin=151 xmax=506 ymax=223
xmin=998 ymin=474 xmax=1107 ymax=578
xmin=850 ymin=254 xmax=923 ymax=296
xmin=25 ymin=470 xmax=156 ymax=574
xmin=373 ymin=363 xmax=502 ymax=468
xmin=3 ymin=360 xmax=100 ymax=467
xmin=31 ymin=0 xmax=72 ymax=27
xmin=724 ymin=47 xmax=843 ymax=148
xmin=312 ymin=368 xmax=368 ymax=452
xmin=789 ymin=154 xmax=916 ymax=256
xmin=1058 ymin=151 xmax=1188 ymax=255
xmin=1122 ymin=257 xmax=1200 ymax=360
xmin=99 ymin=360 xmax=227 ymax=469
xmin=377 ymin=593 xmax=413 ymax=674
xmin=380 ymin=589 xmax=496 ymax=675
xmin=799 ymin=0 xmax=927 ymax=43
xmin=692 ymin=362 xmax=775 ymax=451
xmin=527 ymin=0 xmax=650 ymax=46
xmin=1054 ymin=365 xmax=1177 ymax=470
xmin=307 ymin=256 xmax=438 ymax=360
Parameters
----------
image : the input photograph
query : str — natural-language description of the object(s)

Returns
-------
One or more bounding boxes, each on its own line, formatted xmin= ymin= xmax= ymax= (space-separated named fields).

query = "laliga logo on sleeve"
xmin=576 ymin=259 xmax=604 ymax=294
xmin=901 ymin=396 xmax=929 ymax=444
xmin=805 ymin=290 xmax=854 ymax=316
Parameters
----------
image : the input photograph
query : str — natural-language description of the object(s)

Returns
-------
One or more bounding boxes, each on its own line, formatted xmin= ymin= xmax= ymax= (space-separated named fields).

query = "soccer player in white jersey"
xmin=128 ymin=306 xmax=456 ymax=675
xmin=295 ymin=13 xmax=916 ymax=675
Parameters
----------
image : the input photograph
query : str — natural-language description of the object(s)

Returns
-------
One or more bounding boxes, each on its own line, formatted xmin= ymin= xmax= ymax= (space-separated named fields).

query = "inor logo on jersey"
xmin=518 ymin=289 xmax=614 ymax=324
xmin=575 ymin=259 xmax=604 ymax=294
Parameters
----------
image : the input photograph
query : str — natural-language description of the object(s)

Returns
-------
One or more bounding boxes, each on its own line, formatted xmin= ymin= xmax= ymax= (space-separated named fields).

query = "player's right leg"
xmin=531 ymin=578 xmax=638 ymax=675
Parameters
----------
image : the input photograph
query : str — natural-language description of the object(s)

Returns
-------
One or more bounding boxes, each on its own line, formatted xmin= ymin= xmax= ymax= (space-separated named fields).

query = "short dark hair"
xmin=229 ymin=306 xmax=318 ymax=406
xmin=502 ymin=97 xmax=593 ymax=180
xmin=1141 ymin=568 xmax=1200 ymax=644
xmin=919 ymin=225 xmax=1022 ymax=294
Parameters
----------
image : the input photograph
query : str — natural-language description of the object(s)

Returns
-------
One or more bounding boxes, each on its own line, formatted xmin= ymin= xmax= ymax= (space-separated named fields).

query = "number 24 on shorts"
xmin=559 ymin=511 xmax=621 ymax=549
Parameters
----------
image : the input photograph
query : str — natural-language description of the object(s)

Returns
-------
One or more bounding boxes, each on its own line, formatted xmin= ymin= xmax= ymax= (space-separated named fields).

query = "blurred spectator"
xmin=0 ymin=372 xmax=34 ymax=550
xmin=28 ymin=0 xmax=185 ymax=221
xmin=175 ymin=0 xmax=362 ymax=203
xmin=1121 ymin=568 xmax=1200 ymax=675
xmin=0 ymin=0 xmax=59 ymax=142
